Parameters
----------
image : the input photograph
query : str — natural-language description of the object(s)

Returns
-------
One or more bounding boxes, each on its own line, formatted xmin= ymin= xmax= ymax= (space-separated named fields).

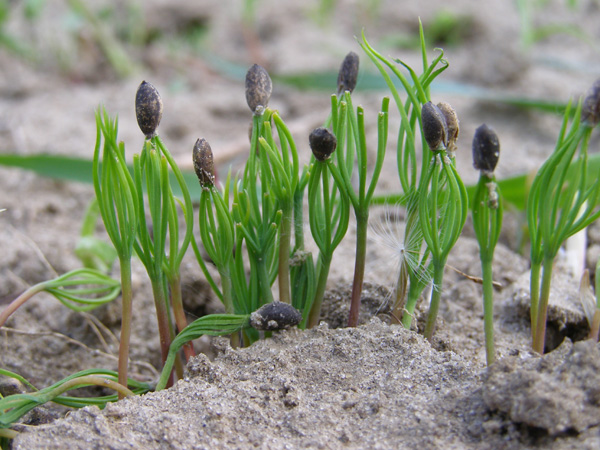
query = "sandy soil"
xmin=2 ymin=0 xmax=600 ymax=448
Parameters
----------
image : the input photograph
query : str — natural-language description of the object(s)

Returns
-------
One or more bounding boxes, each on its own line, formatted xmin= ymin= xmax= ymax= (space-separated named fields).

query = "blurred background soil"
xmin=1 ymin=0 xmax=600 ymax=448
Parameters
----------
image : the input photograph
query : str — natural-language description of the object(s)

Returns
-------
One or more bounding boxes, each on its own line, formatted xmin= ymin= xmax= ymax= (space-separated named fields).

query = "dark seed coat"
xmin=193 ymin=138 xmax=215 ymax=187
xmin=337 ymin=51 xmax=359 ymax=95
xmin=421 ymin=101 xmax=448 ymax=151
xmin=245 ymin=64 xmax=272 ymax=114
xmin=309 ymin=127 xmax=337 ymax=162
xmin=472 ymin=124 xmax=500 ymax=174
xmin=135 ymin=81 xmax=163 ymax=138
xmin=250 ymin=302 xmax=302 ymax=331
xmin=582 ymin=79 xmax=600 ymax=127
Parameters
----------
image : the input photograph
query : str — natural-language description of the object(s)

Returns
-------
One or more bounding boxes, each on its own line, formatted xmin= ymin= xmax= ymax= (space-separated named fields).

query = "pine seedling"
xmin=133 ymin=81 xmax=195 ymax=377
xmin=192 ymin=133 xmax=304 ymax=346
xmin=193 ymin=139 xmax=236 ymax=316
xmin=241 ymin=64 xmax=309 ymax=316
xmin=293 ymin=53 xmax=358 ymax=327
xmin=138 ymin=83 xmax=195 ymax=353
xmin=238 ymin=66 xmax=282 ymax=315
xmin=0 ymin=368 xmax=152 ymax=436
xmin=305 ymin=126 xmax=350 ymax=328
xmin=0 ymin=268 xmax=120 ymax=328
xmin=471 ymin=124 xmax=503 ymax=365
xmin=419 ymin=101 xmax=468 ymax=340
xmin=327 ymin=51 xmax=389 ymax=327
xmin=187 ymin=64 xmax=293 ymax=346
xmin=528 ymin=80 xmax=600 ymax=353
xmin=344 ymin=93 xmax=390 ymax=328
xmin=93 ymin=108 xmax=139 ymax=397
xmin=360 ymin=27 xmax=449 ymax=329
xmin=191 ymin=140 xmax=232 ymax=305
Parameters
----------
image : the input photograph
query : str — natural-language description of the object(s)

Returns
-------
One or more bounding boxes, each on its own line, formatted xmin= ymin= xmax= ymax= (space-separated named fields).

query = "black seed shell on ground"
xmin=135 ymin=81 xmax=163 ymax=138
xmin=250 ymin=302 xmax=302 ymax=331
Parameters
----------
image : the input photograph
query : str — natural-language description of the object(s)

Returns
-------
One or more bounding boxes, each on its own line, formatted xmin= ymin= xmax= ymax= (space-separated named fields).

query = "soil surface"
xmin=2 ymin=0 xmax=600 ymax=449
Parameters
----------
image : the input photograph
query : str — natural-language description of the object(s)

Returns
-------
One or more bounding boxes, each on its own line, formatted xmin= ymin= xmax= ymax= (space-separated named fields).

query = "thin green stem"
xmin=348 ymin=211 xmax=369 ymax=327
xmin=401 ymin=277 xmax=425 ymax=329
xmin=590 ymin=309 xmax=600 ymax=341
xmin=392 ymin=260 xmax=408 ymax=324
xmin=0 ymin=284 xmax=45 ymax=327
xmin=529 ymin=260 xmax=541 ymax=342
xmin=256 ymin=253 xmax=275 ymax=305
xmin=481 ymin=257 xmax=496 ymax=365
xmin=307 ymin=253 xmax=332 ymax=328
xmin=277 ymin=198 xmax=293 ymax=304
xmin=150 ymin=278 xmax=173 ymax=373
xmin=424 ymin=261 xmax=446 ymax=340
xmin=399 ymin=198 xmax=429 ymax=329
xmin=533 ymin=256 xmax=555 ymax=353
xmin=49 ymin=375 xmax=135 ymax=399
xmin=156 ymin=314 xmax=250 ymax=390
xmin=168 ymin=274 xmax=194 ymax=360
xmin=117 ymin=258 xmax=132 ymax=400
xmin=293 ymin=187 xmax=306 ymax=251
xmin=472 ymin=173 xmax=502 ymax=365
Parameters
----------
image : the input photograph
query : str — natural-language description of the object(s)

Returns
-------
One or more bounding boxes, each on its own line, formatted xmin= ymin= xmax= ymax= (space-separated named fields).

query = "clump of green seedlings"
xmin=358 ymin=26 xmax=467 ymax=339
xmin=3 ymin=22 xmax=600 ymax=445
xmin=527 ymin=80 xmax=600 ymax=354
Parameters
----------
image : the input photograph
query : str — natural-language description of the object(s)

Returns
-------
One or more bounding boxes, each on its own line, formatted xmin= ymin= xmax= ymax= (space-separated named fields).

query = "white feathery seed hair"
xmin=368 ymin=201 xmax=435 ymax=313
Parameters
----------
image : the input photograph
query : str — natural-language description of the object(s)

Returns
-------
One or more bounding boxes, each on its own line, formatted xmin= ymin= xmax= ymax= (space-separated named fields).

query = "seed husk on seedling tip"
xmin=135 ymin=81 xmax=163 ymax=138
xmin=472 ymin=124 xmax=500 ymax=176
xmin=437 ymin=102 xmax=459 ymax=153
xmin=421 ymin=101 xmax=448 ymax=151
xmin=582 ymin=79 xmax=600 ymax=127
xmin=337 ymin=51 xmax=359 ymax=95
xmin=309 ymin=127 xmax=337 ymax=161
xmin=245 ymin=63 xmax=273 ymax=114
xmin=471 ymin=123 xmax=502 ymax=365
xmin=528 ymin=79 xmax=600 ymax=354
xmin=193 ymin=138 xmax=215 ymax=188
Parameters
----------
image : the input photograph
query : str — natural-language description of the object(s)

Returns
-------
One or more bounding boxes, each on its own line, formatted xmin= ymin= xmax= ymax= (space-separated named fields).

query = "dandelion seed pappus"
xmin=368 ymin=205 xmax=433 ymax=314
